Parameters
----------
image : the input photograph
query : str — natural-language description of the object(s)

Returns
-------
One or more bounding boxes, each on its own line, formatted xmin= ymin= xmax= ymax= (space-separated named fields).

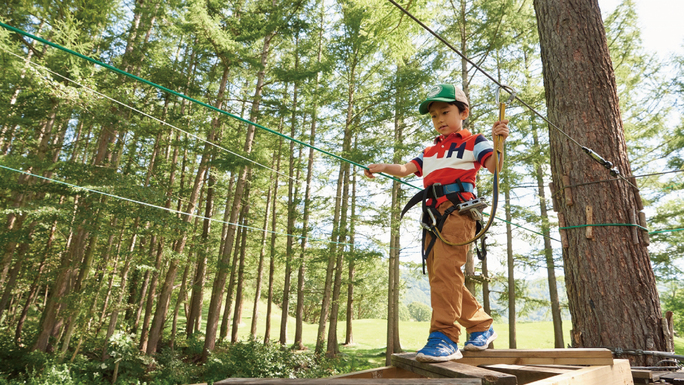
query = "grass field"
xmin=192 ymin=297 xmax=682 ymax=373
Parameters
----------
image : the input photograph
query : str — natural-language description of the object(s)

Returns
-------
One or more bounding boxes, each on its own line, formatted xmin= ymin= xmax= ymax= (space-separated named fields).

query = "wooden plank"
xmin=454 ymin=349 xmax=614 ymax=366
xmin=630 ymin=369 xmax=659 ymax=385
xmin=214 ymin=379 xmax=482 ymax=384
xmin=524 ymin=359 xmax=633 ymax=385
xmin=392 ymin=353 xmax=517 ymax=385
xmin=659 ymin=371 xmax=684 ymax=384
xmin=481 ymin=364 xmax=573 ymax=384
xmin=331 ymin=366 xmax=425 ymax=379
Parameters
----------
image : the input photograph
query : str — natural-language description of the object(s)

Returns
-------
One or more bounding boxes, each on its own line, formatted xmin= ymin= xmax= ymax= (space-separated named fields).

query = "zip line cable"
xmin=0 ymin=22 xmax=562 ymax=244
xmin=385 ymin=0 xmax=638 ymax=190
xmin=0 ymin=22 xmax=415 ymax=189
xmin=0 ymin=164 xmax=357 ymax=247
xmin=0 ymin=49 xmax=299 ymax=184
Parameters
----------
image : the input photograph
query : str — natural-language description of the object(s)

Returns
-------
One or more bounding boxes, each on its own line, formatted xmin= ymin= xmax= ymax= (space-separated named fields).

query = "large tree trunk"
xmin=533 ymin=0 xmax=664 ymax=364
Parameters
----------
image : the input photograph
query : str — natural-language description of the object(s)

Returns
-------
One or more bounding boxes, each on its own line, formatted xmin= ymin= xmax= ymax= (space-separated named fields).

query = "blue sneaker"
xmin=416 ymin=331 xmax=463 ymax=362
xmin=464 ymin=326 xmax=497 ymax=351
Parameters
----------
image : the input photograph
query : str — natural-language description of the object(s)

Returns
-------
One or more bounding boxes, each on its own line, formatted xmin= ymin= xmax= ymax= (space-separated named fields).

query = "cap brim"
xmin=419 ymin=97 xmax=457 ymax=114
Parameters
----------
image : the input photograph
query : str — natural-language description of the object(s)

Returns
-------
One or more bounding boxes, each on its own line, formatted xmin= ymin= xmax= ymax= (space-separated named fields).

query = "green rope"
xmin=561 ymin=223 xmax=684 ymax=236
xmin=0 ymin=22 xmax=561 ymax=244
xmin=0 ymin=164 xmax=356 ymax=247
xmin=648 ymin=227 xmax=684 ymax=235
xmin=0 ymin=21 xmax=412 ymax=189
xmin=560 ymin=223 xmax=649 ymax=232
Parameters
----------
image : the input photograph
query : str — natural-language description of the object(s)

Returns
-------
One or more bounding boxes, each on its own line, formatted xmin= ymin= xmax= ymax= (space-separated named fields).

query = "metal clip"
xmin=495 ymin=85 xmax=517 ymax=106
xmin=420 ymin=209 xmax=437 ymax=230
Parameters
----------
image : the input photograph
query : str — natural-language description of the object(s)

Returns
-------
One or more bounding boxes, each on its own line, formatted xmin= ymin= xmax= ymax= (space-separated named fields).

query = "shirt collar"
xmin=434 ymin=129 xmax=471 ymax=144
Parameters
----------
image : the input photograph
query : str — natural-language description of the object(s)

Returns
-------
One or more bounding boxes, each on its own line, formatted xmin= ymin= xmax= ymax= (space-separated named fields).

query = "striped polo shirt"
xmin=410 ymin=129 xmax=493 ymax=206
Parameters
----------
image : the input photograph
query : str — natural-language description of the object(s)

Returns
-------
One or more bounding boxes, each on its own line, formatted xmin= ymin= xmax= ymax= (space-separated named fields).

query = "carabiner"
xmin=496 ymin=85 xmax=517 ymax=122
xmin=495 ymin=85 xmax=517 ymax=106
xmin=420 ymin=209 xmax=438 ymax=230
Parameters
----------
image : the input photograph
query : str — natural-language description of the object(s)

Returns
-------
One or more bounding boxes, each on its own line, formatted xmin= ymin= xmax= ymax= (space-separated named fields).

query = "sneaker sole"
xmin=463 ymin=331 xmax=498 ymax=351
xmin=416 ymin=349 xmax=463 ymax=362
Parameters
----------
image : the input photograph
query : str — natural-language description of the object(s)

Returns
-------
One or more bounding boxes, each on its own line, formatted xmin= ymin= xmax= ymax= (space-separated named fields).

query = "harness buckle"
xmin=431 ymin=182 xmax=442 ymax=198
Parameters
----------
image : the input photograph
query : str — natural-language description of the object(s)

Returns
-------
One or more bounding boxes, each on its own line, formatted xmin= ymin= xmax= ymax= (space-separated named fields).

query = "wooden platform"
xmin=207 ymin=348 xmax=636 ymax=385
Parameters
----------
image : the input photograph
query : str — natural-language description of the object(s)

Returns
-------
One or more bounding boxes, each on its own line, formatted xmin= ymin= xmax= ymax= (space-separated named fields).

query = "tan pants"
xmin=425 ymin=201 xmax=493 ymax=344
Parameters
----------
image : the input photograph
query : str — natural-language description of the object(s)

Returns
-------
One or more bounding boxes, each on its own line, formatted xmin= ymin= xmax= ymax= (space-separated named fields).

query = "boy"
xmin=364 ymin=84 xmax=509 ymax=362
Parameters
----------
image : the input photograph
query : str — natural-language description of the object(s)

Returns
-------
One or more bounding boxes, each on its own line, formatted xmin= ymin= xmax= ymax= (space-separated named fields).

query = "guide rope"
xmin=385 ymin=0 xmax=638 ymax=190
xmin=0 ymin=164 xmax=356 ymax=247
xmin=0 ymin=21 xmax=414 ymax=190
xmin=1 ymin=48 xmax=299 ymax=184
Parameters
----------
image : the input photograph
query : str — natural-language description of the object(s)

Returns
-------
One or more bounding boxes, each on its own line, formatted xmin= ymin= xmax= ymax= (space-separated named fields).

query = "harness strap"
xmin=401 ymin=181 xmax=474 ymax=219
xmin=420 ymin=204 xmax=459 ymax=274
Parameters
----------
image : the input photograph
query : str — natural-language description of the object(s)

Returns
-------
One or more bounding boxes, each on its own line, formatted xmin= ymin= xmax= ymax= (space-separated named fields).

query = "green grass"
xmin=175 ymin=294 xmax=574 ymax=372
xmin=174 ymin=293 xmax=680 ymax=374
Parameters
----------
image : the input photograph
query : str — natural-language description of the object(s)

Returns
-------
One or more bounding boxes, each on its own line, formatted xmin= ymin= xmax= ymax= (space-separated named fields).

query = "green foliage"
xmin=407 ymin=301 xmax=431 ymax=322
xmin=202 ymin=339 xmax=336 ymax=382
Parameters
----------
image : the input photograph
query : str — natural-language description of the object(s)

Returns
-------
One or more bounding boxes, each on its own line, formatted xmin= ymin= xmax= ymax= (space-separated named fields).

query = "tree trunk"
xmin=344 ymin=169 xmax=358 ymax=346
xmin=533 ymin=130 xmax=564 ymax=348
xmin=265 ymin=120 xmax=285 ymax=344
xmin=219 ymin=203 xmax=246 ymax=342
xmin=504 ymin=164 xmax=516 ymax=349
xmin=251 ymin=184 xmax=272 ymax=339
xmin=170 ymin=261 xmax=190 ymax=349
xmin=327 ymin=165 xmax=350 ymax=358
xmin=231 ymin=193 xmax=251 ymax=343
xmin=280 ymin=73 xmax=300 ymax=346
xmin=315 ymin=161 xmax=345 ymax=354
xmin=533 ymin=0 xmax=664 ymax=364
xmin=203 ymin=30 xmax=275 ymax=359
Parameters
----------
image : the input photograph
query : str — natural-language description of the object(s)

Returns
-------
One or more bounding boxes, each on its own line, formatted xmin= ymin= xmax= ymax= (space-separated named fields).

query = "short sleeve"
xmin=411 ymin=152 xmax=424 ymax=177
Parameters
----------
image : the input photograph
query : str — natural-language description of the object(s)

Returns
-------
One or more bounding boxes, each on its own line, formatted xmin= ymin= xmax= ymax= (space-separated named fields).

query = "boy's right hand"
xmin=364 ymin=163 xmax=386 ymax=178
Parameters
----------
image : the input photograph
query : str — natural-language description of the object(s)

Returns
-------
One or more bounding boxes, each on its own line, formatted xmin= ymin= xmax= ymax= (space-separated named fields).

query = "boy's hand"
xmin=492 ymin=119 xmax=510 ymax=141
xmin=364 ymin=163 xmax=386 ymax=178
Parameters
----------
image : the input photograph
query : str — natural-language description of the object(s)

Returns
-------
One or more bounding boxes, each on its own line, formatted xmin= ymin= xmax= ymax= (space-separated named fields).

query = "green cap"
xmin=418 ymin=84 xmax=469 ymax=115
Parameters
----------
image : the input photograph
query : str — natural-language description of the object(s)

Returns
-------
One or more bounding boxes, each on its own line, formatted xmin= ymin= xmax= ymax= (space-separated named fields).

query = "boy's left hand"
xmin=492 ymin=119 xmax=510 ymax=141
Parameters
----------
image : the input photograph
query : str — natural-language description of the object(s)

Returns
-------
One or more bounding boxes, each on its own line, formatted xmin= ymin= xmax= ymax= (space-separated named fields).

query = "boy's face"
xmin=428 ymin=101 xmax=469 ymax=136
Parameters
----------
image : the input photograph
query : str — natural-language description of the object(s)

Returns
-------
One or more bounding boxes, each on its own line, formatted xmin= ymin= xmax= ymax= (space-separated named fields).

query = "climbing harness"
xmin=402 ymin=85 xmax=516 ymax=273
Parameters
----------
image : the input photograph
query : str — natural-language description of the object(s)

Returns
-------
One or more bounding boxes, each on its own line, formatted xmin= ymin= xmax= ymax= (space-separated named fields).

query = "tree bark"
xmin=533 ymin=0 xmax=664 ymax=364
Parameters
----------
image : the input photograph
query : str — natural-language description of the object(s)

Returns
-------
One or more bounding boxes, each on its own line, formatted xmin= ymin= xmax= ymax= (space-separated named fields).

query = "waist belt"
xmin=401 ymin=181 xmax=474 ymax=219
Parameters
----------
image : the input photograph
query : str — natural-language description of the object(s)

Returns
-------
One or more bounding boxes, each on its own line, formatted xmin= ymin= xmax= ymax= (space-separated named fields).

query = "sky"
xmin=598 ymin=0 xmax=684 ymax=59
